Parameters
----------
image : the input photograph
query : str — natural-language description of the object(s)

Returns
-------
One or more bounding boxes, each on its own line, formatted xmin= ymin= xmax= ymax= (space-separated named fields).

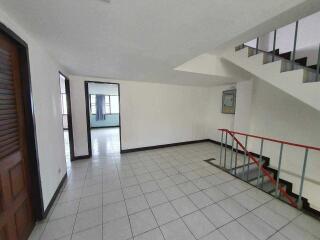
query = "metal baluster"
xmin=291 ymin=21 xmax=299 ymax=70
xmin=275 ymin=143 xmax=284 ymax=197
xmin=316 ymin=44 xmax=320 ymax=82
xmin=230 ymin=138 xmax=235 ymax=173
xmin=234 ymin=142 xmax=239 ymax=176
xmin=256 ymin=37 xmax=260 ymax=55
xmin=256 ymin=139 xmax=264 ymax=188
xmin=272 ymin=29 xmax=277 ymax=62
xmin=224 ymin=133 xmax=228 ymax=169
xmin=297 ymin=148 xmax=309 ymax=209
xmin=219 ymin=131 xmax=224 ymax=167
xmin=242 ymin=136 xmax=248 ymax=180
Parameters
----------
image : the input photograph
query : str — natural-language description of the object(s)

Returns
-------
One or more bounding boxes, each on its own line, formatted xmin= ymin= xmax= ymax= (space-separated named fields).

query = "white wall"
xmin=248 ymin=79 xmax=320 ymax=209
xmin=69 ymin=76 xmax=210 ymax=155
xmin=0 ymin=8 xmax=67 ymax=210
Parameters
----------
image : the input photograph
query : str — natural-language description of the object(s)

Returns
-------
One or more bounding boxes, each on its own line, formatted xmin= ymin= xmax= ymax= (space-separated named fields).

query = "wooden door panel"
xmin=0 ymin=32 xmax=35 ymax=240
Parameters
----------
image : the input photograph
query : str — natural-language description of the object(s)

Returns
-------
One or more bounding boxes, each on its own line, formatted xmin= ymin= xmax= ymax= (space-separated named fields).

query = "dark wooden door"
xmin=0 ymin=33 xmax=35 ymax=239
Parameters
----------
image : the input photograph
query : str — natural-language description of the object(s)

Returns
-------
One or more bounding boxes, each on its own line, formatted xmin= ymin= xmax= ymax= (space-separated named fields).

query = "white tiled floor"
xmin=29 ymin=132 xmax=320 ymax=240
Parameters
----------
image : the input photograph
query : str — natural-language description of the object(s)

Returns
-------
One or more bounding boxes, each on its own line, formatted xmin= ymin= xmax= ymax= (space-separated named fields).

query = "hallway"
xmin=29 ymin=142 xmax=319 ymax=240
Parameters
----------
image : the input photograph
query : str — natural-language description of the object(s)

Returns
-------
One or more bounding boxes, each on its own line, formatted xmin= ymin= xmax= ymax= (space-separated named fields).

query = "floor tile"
xmin=232 ymin=192 xmax=262 ymax=211
xmin=237 ymin=213 xmax=276 ymax=240
xmin=103 ymin=189 xmax=123 ymax=205
xmin=140 ymin=181 xmax=160 ymax=193
xmin=217 ymin=182 xmax=242 ymax=196
xmin=49 ymin=200 xmax=79 ymax=220
xmin=126 ymin=195 xmax=149 ymax=215
xmin=136 ymin=173 xmax=154 ymax=183
xmin=280 ymin=223 xmax=318 ymax=240
xmin=103 ymin=201 xmax=127 ymax=222
xmin=292 ymin=213 xmax=320 ymax=236
xmin=134 ymin=228 xmax=164 ymax=240
xmin=103 ymin=217 xmax=132 ymax=240
xmin=252 ymin=206 xmax=289 ymax=230
xmin=73 ymin=207 xmax=103 ymax=233
xmin=152 ymin=202 xmax=179 ymax=225
xmin=78 ymin=194 xmax=103 ymax=213
xmin=199 ymin=230 xmax=227 ymax=240
xmin=178 ymin=181 xmax=199 ymax=195
xmin=220 ymin=221 xmax=258 ymax=240
xmin=171 ymin=196 xmax=198 ymax=217
xmin=157 ymin=177 xmax=176 ymax=189
xmin=264 ymin=199 xmax=301 ymax=220
xmin=189 ymin=191 xmax=213 ymax=209
xmin=129 ymin=209 xmax=158 ymax=236
xmin=192 ymin=178 xmax=211 ymax=190
xmin=183 ymin=211 xmax=216 ymax=239
xmin=170 ymin=174 xmax=189 ymax=184
xmin=123 ymin=185 xmax=143 ymax=199
xmin=160 ymin=219 xmax=196 ymax=240
xmin=41 ymin=215 xmax=76 ymax=240
xmin=218 ymin=198 xmax=248 ymax=218
xmin=203 ymin=187 xmax=228 ymax=203
xmin=71 ymin=225 xmax=102 ymax=240
xmin=145 ymin=190 xmax=168 ymax=207
xmin=163 ymin=186 xmax=185 ymax=201
xmin=201 ymin=204 xmax=233 ymax=228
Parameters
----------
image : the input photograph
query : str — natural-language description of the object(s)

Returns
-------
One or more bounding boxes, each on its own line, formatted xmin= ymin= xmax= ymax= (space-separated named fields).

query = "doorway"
xmin=85 ymin=82 xmax=121 ymax=156
xmin=0 ymin=30 xmax=40 ymax=239
xmin=59 ymin=73 xmax=74 ymax=164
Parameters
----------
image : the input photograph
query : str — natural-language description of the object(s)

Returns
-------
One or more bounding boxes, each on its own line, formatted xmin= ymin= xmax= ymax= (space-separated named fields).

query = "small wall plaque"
xmin=222 ymin=89 xmax=236 ymax=114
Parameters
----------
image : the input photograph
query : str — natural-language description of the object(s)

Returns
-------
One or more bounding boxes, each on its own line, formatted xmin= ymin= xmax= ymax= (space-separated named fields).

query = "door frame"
xmin=0 ymin=23 xmax=43 ymax=219
xmin=84 ymin=81 xmax=122 ymax=157
xmin=59 ymin=72 xmax=75 ymax=161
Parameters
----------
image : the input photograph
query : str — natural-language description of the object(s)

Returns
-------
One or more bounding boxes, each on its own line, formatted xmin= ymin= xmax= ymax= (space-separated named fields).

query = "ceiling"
xmin=0 ymin=0 xmax=313 ymax=85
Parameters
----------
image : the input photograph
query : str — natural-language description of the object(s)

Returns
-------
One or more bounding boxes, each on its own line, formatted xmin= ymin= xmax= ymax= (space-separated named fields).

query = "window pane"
xmin=105 ymin=95 xmax=110 ymax=104
xmin=91 ymin=95 xmax=96 ymax=103
xmin=110 ymin=96 xmax=119 ymax=114
xmin=91 ymin=106 xmax=96 ymax=114
xmin=105 ymin=105 xmax=111 ymax=114
xmin=62 ymin=94 xmax=68 ymax=114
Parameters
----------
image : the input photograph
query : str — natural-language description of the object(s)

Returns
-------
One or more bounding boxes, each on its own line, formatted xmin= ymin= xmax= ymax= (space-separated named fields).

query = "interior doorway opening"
xmin=59 ymin=73 xmax=74 ymax=165
xmin=86 ymin=82 xmax=121 ymax=156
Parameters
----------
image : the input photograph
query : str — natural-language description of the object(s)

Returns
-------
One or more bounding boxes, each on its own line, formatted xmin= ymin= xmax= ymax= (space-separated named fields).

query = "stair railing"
xmin=218 ymin=129 xmax=320 ymax=209
xmin=237 ymin=11 xmax=320 ymax=82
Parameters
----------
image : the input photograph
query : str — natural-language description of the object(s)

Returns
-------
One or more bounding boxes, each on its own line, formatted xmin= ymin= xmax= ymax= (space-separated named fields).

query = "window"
xmin=90 ymin=94 xmax=97 ymax=114
xmin=90 ymin=94 xmax=119 ymax=115
xmin=61 ymin=93 xmax=68 ymax=115
xmin=59 ymin=74 xmax=68 ymax=115
xmin=105 ymin=96 xmax=111 ymax=114
xmin=110 ymin=96 xmax=119 ymax=114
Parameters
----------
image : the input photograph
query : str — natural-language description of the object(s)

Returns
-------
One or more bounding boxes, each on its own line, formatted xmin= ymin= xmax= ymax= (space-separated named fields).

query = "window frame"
xmin=89 ymin=94 xmax=119 ymax=115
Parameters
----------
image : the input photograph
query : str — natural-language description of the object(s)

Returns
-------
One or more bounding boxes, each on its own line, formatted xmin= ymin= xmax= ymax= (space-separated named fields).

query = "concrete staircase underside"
xmin=222 ymin=47 xmax=320 ymax=112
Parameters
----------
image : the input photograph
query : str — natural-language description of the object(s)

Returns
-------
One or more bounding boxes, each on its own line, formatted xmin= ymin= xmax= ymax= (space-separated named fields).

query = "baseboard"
xmin=121 ymin=139 xmax=211 ymax=153
xmin=41 ymin=172 xmax=67 ymax=219
xmin=73 ymin=155 xmax=91 ymax=160
xmin=90 ymin=126 xmax=119 ymax=129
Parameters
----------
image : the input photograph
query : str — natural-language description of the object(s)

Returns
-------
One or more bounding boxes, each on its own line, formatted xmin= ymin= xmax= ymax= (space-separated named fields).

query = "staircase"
xmin=222 ymin=45 xmax=320 ymax=112
xmin=206 ymin=129 xmax=320 ymax=218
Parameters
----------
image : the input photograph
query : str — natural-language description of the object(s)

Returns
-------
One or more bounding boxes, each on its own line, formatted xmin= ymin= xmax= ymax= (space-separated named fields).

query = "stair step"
xmin=278 ymin=51 xmax=291 ymax=60
xmin=295 ymin=57 xmax=307 ymax=66
xmin=308 ymin=64 xmax=320 ymax=73
xmin=268 ymin=49 xmax=279 ymax=55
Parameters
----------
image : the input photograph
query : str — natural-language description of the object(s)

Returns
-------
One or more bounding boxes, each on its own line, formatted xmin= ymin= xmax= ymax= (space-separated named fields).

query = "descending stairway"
xmin=205 ymin=129 xmax=320 ymax=218
xmin=222 ymin=45 xmax=320 ymax=112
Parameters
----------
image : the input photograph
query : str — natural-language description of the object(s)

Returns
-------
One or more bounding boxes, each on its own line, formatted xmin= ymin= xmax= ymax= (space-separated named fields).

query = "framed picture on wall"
xmin=222 ymin=89 xmax=236 ymax=114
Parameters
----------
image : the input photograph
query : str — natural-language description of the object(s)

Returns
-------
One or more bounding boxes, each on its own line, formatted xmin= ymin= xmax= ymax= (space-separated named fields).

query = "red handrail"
xmin=218 ymin=129 xmax=320 ymax=151
xmin=219 ymin=129 xmax=298 ymax=208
